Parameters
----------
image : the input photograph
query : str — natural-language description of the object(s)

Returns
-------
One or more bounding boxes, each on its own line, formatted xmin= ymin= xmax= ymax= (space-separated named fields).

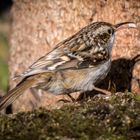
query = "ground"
xmin=0 ymin=92 xmax=140 ymax=140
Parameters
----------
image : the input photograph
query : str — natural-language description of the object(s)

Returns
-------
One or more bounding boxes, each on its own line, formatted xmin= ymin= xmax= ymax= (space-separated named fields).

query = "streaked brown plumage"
xmin=0 ymin=21 xmax=137 ymax=111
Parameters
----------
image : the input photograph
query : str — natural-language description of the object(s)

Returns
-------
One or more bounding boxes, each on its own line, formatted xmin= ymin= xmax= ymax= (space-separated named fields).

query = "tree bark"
xmin=9 ymin=0 xmax=140 ymax=112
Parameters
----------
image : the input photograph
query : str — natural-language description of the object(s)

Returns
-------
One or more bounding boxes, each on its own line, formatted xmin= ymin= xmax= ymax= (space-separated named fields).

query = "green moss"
xmin=0 ymin=32 xmax=9 ymax=92
xmin=0 ymin=59 xmax=8 ymax=91
xmin=0 ymin=92 xmax=140 ymax=140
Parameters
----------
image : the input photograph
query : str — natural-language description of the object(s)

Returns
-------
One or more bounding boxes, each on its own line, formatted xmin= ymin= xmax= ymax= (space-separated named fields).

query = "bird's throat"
xmin=109 ymin=34 xmax=115 ymax=54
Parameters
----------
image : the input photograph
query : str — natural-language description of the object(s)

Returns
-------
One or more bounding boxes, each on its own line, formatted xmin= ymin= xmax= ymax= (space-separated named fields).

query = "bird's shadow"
xmin=78 ymin=54 xmax=140 ymax=100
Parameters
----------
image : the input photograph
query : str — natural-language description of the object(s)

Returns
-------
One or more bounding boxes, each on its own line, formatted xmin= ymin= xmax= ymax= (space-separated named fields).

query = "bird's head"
xmin=91 ymin=22 xmax=137 ymax=51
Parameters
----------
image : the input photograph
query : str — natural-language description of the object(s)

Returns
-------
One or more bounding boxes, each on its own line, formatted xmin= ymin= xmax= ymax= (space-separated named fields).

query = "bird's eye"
xmin=107 ymin=29 xmax=112 ymax=34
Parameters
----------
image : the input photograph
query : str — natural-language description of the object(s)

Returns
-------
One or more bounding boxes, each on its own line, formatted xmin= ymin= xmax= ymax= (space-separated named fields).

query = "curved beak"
xmin=114 ymin=22 xmax=137 ymax=31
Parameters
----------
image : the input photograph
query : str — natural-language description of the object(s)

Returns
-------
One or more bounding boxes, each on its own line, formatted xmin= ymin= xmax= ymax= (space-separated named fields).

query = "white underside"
xmin=48 ymin=59 xmax=111 ymax=94
xmin=72 ymin=59 xmax=111 ymax=92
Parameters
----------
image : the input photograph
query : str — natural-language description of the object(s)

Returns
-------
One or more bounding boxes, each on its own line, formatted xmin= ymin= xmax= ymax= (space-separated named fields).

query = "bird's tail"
xmin=0 ymin=76 xmax=37 ymax=111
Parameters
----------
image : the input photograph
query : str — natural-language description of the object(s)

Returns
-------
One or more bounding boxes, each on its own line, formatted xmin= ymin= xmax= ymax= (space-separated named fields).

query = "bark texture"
xmin=9 ymin=0 xmax=140 ymax=112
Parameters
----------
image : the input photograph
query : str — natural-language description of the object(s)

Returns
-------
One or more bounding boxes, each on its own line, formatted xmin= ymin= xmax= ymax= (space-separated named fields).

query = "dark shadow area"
xmin=5 ymin=104 xmax=12 ymax=114
xmin=5 ymin=87 xmax=12 ymax=114
xmin=0 ymin=0 xmax=13 ymax=16
xmin=78 ymin=54 xmax=140 ymax=100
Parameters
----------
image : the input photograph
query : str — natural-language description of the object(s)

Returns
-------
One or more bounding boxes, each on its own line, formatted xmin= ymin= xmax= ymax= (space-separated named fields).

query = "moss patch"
xmin=0 ymin=92 xmax=140 ymax=140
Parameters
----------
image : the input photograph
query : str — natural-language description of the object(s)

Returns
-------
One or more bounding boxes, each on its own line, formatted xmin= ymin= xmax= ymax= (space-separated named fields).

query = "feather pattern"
xmin=15 ymin=22 xmax=112 ymax=79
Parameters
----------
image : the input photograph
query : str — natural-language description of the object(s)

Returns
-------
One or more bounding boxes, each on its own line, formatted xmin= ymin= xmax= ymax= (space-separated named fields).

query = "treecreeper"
xmin=0 ymin=21 xmax=137 ymax=111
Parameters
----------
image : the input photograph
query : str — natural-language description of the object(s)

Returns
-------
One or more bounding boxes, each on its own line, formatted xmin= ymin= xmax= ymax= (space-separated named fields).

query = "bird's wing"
xmin=15 ymin=50 xmax=80 ymax=78
xmin=14 ymin=31 xmax=109 ymax=79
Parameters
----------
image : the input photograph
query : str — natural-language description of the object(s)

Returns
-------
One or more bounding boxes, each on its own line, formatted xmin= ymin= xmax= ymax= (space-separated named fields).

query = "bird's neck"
xmin=109 ymin=34 xmax=115 ymax=55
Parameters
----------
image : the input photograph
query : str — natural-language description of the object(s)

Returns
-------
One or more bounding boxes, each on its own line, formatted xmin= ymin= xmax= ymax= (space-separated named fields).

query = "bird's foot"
xmin=57 ymin=94 xmax=76 ymax=103
xmin=93 ymin=86 xmax=112 ymax=96
xmin=67 ymin=94 xmax=76 ymax=102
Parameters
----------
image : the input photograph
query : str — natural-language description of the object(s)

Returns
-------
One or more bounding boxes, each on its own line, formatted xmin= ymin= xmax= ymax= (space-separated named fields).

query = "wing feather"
xmin=14 ymin=28 xmax=109 ymax=79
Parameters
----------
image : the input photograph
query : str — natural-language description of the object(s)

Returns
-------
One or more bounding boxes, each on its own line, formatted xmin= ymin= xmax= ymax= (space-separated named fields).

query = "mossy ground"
xmin=0 ymin=92 xmax=140 ymax=140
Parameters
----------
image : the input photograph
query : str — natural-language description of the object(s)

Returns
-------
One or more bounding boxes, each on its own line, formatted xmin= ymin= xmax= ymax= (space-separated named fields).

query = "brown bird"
xmin=0 ymin=21 xmax=137 ymax=111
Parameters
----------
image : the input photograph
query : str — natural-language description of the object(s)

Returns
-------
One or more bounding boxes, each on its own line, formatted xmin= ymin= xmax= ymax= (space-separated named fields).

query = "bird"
xmin=0 ymin=21 xmax=137 ymax=111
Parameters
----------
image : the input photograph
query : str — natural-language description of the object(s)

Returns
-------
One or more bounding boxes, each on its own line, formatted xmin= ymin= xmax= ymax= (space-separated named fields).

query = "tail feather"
xmin=0 ymin=77 xmax=36 ymax=111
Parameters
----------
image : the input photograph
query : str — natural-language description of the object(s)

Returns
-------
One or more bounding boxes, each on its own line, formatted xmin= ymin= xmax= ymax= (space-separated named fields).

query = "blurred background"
xmin=0 ymin=0 xmax=12 ymax=93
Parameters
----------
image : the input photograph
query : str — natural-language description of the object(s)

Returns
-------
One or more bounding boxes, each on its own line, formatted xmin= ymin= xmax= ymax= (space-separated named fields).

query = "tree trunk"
xmin=9 ymin=0 xmax=140 ymax=112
